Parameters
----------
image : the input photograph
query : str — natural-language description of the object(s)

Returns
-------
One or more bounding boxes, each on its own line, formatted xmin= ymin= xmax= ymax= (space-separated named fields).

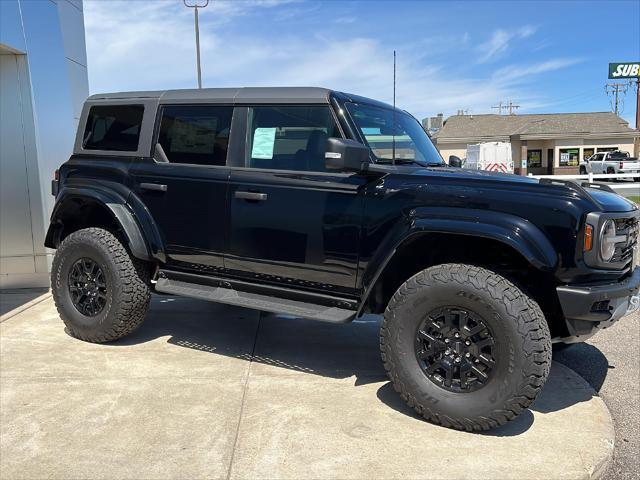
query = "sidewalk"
xmin=0 ymin=294 xmax=614 ymax=479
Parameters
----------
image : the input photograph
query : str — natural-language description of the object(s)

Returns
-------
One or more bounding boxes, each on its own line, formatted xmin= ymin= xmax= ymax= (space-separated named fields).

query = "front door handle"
xmin=235 ymin=191 xmax=267 ymax=201
xmin=140 ymin=183 xmax=168 ymax=192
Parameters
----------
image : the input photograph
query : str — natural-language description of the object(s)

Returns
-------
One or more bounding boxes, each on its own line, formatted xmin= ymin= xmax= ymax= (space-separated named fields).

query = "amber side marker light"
xmin=584 ymin=224 xmax=594 ymax=252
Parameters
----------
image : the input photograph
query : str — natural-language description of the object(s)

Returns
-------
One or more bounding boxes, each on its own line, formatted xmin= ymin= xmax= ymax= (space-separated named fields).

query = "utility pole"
xmin=605 ymin=82 xmax=629 ymax=116
xmin=633 ymin=79 xmax=639 ymax=130
xmin=184 ymin=0 xmax=209 ymax=89
xmin=492 ymin=100 xmax=520 ymax=115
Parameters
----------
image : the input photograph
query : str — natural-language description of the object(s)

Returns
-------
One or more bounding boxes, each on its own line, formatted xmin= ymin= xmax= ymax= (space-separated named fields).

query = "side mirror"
xmin=449 ymin=155 xmax=462 ymax=168
xmin=325 ymin=138 xmax=369 ymax=172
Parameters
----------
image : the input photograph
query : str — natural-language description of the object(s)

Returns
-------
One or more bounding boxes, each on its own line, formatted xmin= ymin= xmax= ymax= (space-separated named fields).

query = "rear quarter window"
xmin=82 ymin=105 xmax=144 ymax=151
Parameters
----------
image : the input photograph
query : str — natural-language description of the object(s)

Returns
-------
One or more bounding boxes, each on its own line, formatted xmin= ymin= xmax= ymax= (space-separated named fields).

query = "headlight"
xmin=599 ymin=219 xmax=617 ymax=261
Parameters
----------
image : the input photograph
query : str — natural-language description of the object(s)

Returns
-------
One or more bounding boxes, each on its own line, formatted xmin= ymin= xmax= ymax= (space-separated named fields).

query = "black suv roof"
xmin=88 ymin=87 xmax=333 ymax=104
xmin=86 ymin=86 xmax=399 ymax=110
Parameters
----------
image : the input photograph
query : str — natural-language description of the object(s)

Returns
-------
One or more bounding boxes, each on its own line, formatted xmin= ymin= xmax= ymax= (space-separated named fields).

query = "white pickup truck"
xmin=580 ymin=151 xmax=640 ymax=180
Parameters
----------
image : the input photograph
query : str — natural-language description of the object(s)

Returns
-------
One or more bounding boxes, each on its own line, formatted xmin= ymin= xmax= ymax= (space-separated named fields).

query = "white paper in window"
xmin=251 ymin=127 xmax=276 ymax=159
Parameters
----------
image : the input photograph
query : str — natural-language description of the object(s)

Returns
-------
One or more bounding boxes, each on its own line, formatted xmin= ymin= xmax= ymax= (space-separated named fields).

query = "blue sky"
xmin=84 ymin=0 xmax=640 ymax=124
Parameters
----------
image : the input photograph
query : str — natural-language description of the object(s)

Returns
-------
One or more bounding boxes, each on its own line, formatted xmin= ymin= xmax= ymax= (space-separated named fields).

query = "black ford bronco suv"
xmin=47 ymin=87 xmax=639 ymax=431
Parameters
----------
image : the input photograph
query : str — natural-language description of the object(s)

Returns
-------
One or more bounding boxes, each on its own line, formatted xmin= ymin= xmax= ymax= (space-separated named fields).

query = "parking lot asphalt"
xmin=0 ymin=293 xmax=616 ymax=480
xmin=553 ymin=310 xmax=640 ymax=480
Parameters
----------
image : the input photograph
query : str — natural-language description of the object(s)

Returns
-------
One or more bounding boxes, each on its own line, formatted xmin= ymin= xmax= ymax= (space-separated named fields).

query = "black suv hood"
xmin=582 ymin=187 xmax=637 ymax=212
xmin=400 ymin=166 xmax=637 ymax=212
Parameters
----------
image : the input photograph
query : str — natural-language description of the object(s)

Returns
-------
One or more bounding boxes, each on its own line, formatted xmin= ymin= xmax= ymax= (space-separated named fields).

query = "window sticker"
xmin=251 ymin=127 xmax=276 ymax=159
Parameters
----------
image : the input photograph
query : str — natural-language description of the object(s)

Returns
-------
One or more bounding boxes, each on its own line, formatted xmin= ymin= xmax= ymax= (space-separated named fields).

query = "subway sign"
xmin=608 ymin=62 xmax=640 ymax=79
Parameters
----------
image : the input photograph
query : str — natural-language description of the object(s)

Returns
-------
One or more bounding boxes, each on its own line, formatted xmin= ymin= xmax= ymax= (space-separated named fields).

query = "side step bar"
xmin=155 ymin=277 xmax=357 ymax=323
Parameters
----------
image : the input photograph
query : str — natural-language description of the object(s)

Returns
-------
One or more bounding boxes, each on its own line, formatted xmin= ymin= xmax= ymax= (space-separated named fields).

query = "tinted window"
xmin=246 ymin=106 xmax=341 ymax=172
xmin=158 ymin=106 xmax=233 ymax=166
xmin=83 ymin=105 xmax=144 ymax=151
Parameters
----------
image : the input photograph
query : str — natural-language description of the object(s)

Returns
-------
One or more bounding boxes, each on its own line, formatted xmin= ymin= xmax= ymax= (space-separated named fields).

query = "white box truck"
xmin=465 ymin=142 xmax=514 ymax=174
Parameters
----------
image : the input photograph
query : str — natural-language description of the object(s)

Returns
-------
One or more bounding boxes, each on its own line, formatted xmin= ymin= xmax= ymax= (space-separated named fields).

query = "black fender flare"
xmin=45 ymin=184 xmax=165 ymax=263
xmin=358 ymin=208 xmax=558 ymax=315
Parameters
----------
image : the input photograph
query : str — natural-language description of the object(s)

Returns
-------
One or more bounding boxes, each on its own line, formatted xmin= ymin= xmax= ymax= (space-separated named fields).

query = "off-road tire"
xmin=380 ymin=263 xmax=552 ymax=431
xmin=51 ymin=227 xmax=151 ymax=343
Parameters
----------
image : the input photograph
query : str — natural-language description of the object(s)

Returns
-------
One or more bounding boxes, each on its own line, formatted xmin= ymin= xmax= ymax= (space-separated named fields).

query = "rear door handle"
xmin=235 ymin=191 xmax=268 ymax=201
xmin=140 ymin=183 xmax=167 ymax=192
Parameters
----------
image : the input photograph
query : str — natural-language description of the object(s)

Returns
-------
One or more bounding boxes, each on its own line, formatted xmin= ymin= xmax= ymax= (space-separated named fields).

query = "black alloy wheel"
xmin=68 ymin=257 xmax=108 ymax=316
xmin=415 ymin=307 xmax=497 ymax=393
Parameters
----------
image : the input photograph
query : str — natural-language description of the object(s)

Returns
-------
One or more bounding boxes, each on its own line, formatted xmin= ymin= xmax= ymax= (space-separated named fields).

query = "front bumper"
xmin=556 ymin=267 xmax=640 ymax=343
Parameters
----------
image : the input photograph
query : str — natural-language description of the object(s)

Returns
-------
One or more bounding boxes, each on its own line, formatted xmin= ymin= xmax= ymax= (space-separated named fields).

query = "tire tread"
xmin=51 ymin=227 xmax=150 ymax=343
xmin=380 ymin=263 xmax=552 ymax=432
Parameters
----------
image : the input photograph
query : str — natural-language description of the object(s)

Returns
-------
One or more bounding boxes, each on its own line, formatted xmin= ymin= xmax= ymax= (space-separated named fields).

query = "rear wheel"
xmin=380 ymin=263 xmax=551 ymax=431
xmin=51 ymin=227 xmax=151 ymax=343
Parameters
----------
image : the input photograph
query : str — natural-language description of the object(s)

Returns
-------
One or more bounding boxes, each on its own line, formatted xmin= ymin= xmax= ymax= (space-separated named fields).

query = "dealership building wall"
xmin=0 ymin=0 xmax=88 ymax=288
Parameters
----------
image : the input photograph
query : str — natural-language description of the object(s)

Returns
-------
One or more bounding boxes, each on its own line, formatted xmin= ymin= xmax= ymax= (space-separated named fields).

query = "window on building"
xmin=559 ymin=148 xmax=580 ymax=167
xmin=527 ymin=149 xmax=542 ymax=168
xmin=83 ymin=105 xmax=144 ymax=151
xmin=583 ymin=148 xmax=595 ymax=161
xmin=246 ymin=106 xmax=341 ymax=172
xmin=157 ymin=106 xmax=233 ymax=166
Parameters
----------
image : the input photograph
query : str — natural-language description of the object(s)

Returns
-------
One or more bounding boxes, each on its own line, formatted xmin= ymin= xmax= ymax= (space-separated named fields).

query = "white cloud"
xmin=491 ymin=58 xmax=583 ymax=84
xmin=476 ymin=25 xmax=538 ymax=63
xmin=83 ymin=3 xmax=570 ymax=119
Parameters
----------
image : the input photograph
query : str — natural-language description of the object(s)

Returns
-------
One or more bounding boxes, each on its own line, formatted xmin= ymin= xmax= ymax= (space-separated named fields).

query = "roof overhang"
xmin=436 ymin=131 xmax=639 ymax=144
xmin=434 ymin=135 xmax=511 ymax=144
xmin=518 ymin=131 xmax=640 ymax=140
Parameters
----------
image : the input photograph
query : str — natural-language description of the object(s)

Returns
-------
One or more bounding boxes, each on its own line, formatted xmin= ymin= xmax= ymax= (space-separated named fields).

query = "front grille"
xmin=612 ymin=217 xmax=639 ymax=264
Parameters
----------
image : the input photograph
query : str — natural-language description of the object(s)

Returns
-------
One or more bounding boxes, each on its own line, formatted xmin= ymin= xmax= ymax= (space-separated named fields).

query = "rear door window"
xmin=83 ymin=105 xmax=144 ymax=151
xmin=157 ymin=105 xmax=234 ymax=166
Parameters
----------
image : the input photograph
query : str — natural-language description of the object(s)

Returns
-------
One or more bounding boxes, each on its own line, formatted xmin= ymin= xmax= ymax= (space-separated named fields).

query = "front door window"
xmin=245 ymin=106 xmax=341 ymax=172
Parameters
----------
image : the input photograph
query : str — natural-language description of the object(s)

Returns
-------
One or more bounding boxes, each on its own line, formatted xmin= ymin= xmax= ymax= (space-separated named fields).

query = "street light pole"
xmin=183 ymin=0 xmax=209 ymax=89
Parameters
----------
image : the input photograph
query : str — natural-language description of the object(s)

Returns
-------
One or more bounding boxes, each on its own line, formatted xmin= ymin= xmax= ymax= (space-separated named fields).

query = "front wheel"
xmin=380 ymin=263 xmax=551 ymax=431
xmin=51 ymin=227 xmax=151 ymax=343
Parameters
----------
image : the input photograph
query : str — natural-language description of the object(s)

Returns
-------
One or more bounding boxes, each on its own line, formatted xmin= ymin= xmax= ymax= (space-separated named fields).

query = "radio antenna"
xmin=392 ymin=50 xmax=396 ymax=166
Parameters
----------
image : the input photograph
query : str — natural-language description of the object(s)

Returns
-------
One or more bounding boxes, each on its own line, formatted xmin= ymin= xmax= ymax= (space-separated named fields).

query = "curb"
xmin=0 ymin=291 xmax=51 ymax=323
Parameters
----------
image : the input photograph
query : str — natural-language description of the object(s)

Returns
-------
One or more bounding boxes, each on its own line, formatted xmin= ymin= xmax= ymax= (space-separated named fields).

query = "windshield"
xmin=345 ymin=102 xmax=444 ymax=166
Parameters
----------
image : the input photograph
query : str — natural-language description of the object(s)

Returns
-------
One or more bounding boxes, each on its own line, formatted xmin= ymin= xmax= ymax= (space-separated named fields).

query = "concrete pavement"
xmin=1 ymin=294 xmax=615 ymax=479
xmin=554 ymin=310 xmax=640 ymax=480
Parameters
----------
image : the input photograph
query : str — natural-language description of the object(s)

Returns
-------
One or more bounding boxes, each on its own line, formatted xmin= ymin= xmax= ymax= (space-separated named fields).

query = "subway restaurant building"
xmin=433 ymin=112 xmax=639 ymax=175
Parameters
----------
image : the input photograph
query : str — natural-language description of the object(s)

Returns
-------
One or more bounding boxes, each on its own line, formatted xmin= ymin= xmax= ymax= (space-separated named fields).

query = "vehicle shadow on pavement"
xmin=114 ymin=295 xmax=610 ymax=437
xmin=552 ymin=343 xmax=610 ymax=393
xmin=113 ymin=295 xmax=388 ymax=385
